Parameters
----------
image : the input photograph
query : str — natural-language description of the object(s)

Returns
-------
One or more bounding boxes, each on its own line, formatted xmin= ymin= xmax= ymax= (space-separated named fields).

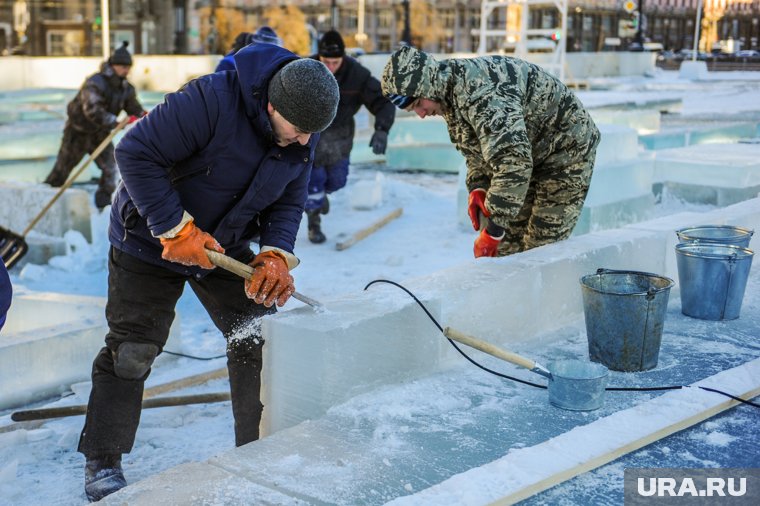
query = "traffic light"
xmin=551 ymin=30 xmax=561 ymax=42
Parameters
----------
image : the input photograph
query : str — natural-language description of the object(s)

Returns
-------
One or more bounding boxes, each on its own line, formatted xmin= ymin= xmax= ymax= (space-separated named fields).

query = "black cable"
xmin=696 ymin=386 xmax=760 ymax=408
xmin=162 ymin=350 xmax=226 ymax=361
xmin=364 ymin=278 xmax=760 ymax=409
xmin=364 ymin=279 xmax=547 ymax=389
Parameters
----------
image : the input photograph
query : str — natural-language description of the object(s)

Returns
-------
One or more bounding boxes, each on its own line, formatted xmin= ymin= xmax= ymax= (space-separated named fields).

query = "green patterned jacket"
xmin=381 ymin=46 xmax=600 ymax=228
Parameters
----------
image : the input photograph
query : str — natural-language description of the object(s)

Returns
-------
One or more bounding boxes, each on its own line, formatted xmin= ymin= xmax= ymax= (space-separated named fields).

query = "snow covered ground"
xmin=1 ymin=69 xmax=760 ymax=505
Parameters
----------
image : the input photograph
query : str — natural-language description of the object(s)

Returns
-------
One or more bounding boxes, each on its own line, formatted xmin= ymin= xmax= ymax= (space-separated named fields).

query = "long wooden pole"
xmin=7 ymin=367 xmax=228 ymax=423
xmin=11 ymin=392 xmax=231 ymax=422
xmin=23 ymin=116 xmax=130 ymax=236
xmin=335 ymin=207 xmax=403 ymax=251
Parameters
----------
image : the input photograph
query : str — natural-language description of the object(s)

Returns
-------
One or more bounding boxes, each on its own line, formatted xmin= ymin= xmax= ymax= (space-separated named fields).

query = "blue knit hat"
xmin=387 ymin=93 xmax=415 ymax=110
xmin=250 ymin=26 xmax=282 ymax=46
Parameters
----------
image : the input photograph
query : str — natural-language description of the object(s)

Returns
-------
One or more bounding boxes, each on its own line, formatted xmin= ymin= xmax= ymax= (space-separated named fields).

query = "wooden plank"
xmin=143 ymin=367 xmax=228 ymax=399
xmin=491 ymin=383 xmax=760 ymax=505
xmin=336 ymin=207 xmax=403 ymax=251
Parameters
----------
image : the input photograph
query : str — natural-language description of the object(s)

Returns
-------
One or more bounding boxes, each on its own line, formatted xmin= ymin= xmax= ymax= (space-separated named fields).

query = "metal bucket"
xmin=675 ymin=243 xmax=754 ymax=320
xmin=580 ymin=269 xmax=674 ymax=372
xmin=547 ymin=359 xmax=608 ymax=411
xmin=676 ymin=225 xmax=753 ymax=248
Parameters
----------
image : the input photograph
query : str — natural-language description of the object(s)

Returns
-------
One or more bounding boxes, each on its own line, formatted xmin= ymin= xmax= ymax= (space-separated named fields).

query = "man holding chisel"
xmin=77 ymin=43 xmax=339 ymax=502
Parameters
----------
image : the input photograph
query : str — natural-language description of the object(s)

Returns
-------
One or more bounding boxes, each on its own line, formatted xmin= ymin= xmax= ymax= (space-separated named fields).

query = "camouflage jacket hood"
xmin=381 ymin=46 xmax=599 ymax=229
xmin=381 ymin=45 xmax=453 ymax=105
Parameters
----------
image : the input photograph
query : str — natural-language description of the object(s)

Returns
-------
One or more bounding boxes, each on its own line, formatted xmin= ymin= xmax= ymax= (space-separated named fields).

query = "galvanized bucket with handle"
xmin=443 ymin=327 xmax=609 ymax=411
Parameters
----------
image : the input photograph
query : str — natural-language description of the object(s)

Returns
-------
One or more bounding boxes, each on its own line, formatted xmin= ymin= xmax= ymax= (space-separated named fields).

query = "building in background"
xmin=0 ymin=0 xmax=758 ymax=57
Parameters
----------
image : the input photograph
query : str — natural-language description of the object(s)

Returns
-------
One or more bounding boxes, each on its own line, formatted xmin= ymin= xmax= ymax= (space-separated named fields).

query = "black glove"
xmin=369 ymin=130 xmax=388 ymax=155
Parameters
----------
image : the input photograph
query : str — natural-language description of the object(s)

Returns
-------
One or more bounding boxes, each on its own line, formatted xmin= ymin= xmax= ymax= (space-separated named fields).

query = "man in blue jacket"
xmin=77 ymin=43 xmax=339 ymax=502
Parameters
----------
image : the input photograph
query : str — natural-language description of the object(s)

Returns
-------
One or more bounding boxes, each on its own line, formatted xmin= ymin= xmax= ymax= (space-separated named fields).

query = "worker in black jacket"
xmin=306 ymin=30 xmax=396 ymax=243
xmin=44 ymin=41 xmax=146 ymax=209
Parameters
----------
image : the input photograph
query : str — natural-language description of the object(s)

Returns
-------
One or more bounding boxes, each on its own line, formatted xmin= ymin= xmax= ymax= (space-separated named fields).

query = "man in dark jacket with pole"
xmin=44 ymin=41 xmax=146 ymax=209
xmin=77 ymin=43 xmax=339 ymax=502
xmin=305 ymin=30 xmax=396 ymax=243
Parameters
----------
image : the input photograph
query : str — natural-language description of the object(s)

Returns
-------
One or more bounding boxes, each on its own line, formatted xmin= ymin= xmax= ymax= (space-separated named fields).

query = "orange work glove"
xmin=467 ymin=188 xmax=489 ymax=231
xmin=245 ymin=251 xmax=295 ymax=308
xmin=473 ymin=228 xmax=502 ymax=258
xmin=159 ymin=220 xmax=224 ymax=269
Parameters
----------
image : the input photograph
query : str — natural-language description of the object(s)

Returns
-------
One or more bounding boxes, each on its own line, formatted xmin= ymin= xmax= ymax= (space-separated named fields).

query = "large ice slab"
xmin=654 ymin=143 xmax=760 ymax=206
xmin=0 ymin=288 xmax=183 ymax=409
xmin=594 ymin=123 xmax=639 ymax=165
xmin=0 ymin=132 xmax=126 ymax=184
xmin=0 ymin=182 xmax=91 ymax=241
xmin=590 ymin=109 xmax=660 ymax=134
xmin=388 ymin=116 xmax=450 ymax=145
xmin=0 ymin=182 xmax=92 ymax=266
xmin=382 ymin=116 xmax=463 ymax=173
xmin=261 ymin=293 xmax=446 ymax=435
xmin=0 ymin=291 xmax=107 ymax=409
xmin=640 ymin=122 xmax=758 ymax=151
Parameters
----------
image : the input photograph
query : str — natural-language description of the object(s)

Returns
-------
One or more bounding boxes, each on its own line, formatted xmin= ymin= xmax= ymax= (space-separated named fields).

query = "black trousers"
xmin=44 ymin=126 xmax=118 ymax=206
xmin=78 ymin=247 xmax=274 ymax=457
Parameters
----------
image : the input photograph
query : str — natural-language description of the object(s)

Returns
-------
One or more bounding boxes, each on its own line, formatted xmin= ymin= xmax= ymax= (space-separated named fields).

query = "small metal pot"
xmin=443 ymin=327 xmax=609 ymax=411
xmin=547 ymin=359 xmax=609 ymax=411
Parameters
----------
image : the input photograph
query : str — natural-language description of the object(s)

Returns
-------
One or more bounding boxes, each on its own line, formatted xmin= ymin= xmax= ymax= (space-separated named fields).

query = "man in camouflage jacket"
xmin=381 ymin=46 xmax=600 ymax=257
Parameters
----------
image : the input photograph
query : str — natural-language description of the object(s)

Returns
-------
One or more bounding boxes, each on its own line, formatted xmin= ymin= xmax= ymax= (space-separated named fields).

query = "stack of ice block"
xmin=0 ymin=182 xmax=92 ymax=265
xmin=654 ymin=142 xmax=760 ymax=206
xmin=384 ymin=117 xmax=464 ymax=173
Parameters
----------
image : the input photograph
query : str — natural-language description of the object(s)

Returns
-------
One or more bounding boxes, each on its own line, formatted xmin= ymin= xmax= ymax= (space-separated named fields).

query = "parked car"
xmin=656 ymin=50 xmax=677 ymax=62
xmin=675 ymin=49 xmax=710 ymax=61
xmin=734 ymin=50 xmax=760 ymax=61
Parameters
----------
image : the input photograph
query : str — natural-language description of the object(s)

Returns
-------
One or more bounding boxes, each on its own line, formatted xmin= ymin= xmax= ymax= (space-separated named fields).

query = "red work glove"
xmin=473 ymin=228 xmax=502 ymax=258
xmin=467 ymin=188 xmax=489 ymax=231
xmin=245 ymin=251 xmax=295 ymax=308
xmin=127 ymin=111 xmax=147 ymax=124
xmin=159 ymin=220 xmax=224 ymax=269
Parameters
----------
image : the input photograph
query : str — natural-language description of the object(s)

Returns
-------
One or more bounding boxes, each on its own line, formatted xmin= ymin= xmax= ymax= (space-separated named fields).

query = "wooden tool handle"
xmin=205 ymin=250 xmax=323 ymax=309
xmin=23 ymin=116 xmax=131 ymax=236
xmin=443 ymin=326 xmax=537 ymax=371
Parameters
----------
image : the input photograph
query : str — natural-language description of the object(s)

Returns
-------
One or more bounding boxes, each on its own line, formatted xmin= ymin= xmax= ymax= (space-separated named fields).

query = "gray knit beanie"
xmin=268 ymin=59 xmax=339 ymax=133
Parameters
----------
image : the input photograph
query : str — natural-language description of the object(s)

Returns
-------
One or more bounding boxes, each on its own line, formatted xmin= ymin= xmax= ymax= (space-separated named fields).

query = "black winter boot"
xmin=320 ymin=196 xmax=330 ymax=215
xmin=84 ymin=454 xmax=127 ymax=502
xmin=306 ymin=210 xmax=326 ymax=244
xmin=94 ymin=189 xmax=112 ymax=211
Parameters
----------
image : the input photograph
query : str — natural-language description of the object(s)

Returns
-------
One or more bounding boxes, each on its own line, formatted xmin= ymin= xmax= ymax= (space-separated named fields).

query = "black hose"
xmin=365 ymin=279 xmax=547 ymax=389
xmin=364 ymin=279 xmax=760 ymax=409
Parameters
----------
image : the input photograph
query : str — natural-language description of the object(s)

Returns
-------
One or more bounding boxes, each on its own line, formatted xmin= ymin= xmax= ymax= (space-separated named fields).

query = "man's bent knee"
xmin=113 ymin=342 xmax=159 ymax=379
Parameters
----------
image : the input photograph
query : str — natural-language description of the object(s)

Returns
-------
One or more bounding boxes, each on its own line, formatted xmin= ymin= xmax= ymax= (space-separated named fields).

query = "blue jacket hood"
xmin=233 ymin=43 xmax=297 ymax=122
